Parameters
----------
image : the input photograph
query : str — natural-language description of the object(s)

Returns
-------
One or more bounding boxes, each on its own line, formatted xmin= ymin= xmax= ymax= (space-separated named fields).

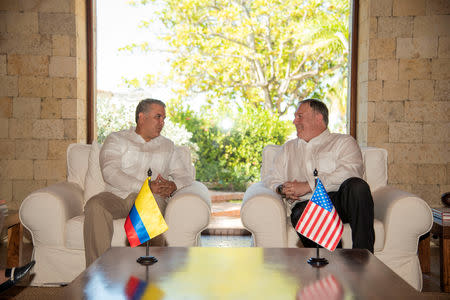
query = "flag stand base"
xmin=307 ymin=245 xmax=328 ymax=267
xmin=307 ymin=257 xmax=328 ymax=267
xmin=137 ymin=256 xmax=158 ymax=265
xmin=137 ymin=241 xmax=157 ymax=265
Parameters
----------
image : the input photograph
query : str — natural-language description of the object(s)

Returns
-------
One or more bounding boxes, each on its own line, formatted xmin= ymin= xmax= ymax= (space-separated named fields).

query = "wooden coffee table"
xmin=65 ymin=247 xmax=421 ymax=299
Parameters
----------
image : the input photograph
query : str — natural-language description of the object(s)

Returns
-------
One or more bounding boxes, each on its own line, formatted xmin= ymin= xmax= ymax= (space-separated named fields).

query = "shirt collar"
xmin=128 ymin=127 xmax=163 ymax=144
xmin=297 ymin=129 xmax=330 ymax=146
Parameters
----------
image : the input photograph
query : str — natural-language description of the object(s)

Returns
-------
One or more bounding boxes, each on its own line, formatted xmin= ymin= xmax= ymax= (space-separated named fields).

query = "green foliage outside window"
xmin=96 ymin=0 xmax=351 ymax=190
xmin=123 ymin=0 xmax=349 ymax=119
xmin=168 ymin=102 xmax=294 ymax=191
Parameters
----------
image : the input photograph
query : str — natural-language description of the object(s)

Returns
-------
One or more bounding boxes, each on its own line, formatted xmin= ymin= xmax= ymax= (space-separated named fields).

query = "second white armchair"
xmin=241 ymin=145 xmax=432 ymax=291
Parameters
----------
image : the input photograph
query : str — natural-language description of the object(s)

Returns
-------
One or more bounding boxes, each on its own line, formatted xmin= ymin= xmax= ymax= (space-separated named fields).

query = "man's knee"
xmin=342 ymin=177 xmax=371 ymax=195
xmin=84 ymin=192 xmax=110 ymax=215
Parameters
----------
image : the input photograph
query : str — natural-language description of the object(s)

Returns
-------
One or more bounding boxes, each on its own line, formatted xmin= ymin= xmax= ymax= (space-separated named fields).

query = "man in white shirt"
xmin=83 ymin=99 xmax=194 ymax=266
xmin=264 ymin=99 xmax=374 ymax=252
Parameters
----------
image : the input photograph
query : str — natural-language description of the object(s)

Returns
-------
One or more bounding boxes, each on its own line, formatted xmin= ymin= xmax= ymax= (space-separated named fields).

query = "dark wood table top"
xmin=65 ymin=247 xmax=421 ymax=299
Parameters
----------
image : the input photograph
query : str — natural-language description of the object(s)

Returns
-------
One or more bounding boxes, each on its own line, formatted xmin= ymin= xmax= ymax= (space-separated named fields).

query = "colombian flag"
xmin=124 ymin=177 xmax=168 ymax=247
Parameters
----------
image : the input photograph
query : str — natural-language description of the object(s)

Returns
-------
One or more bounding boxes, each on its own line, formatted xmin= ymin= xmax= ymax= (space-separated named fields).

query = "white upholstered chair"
xmin=241 ymin=145 xmax=432 ymax=291
xmin=20 ymin=143 xmax=211 ymax=286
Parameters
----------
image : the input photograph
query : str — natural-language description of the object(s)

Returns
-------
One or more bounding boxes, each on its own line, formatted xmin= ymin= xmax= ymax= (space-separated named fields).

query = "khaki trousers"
xmin=83 ymin=191 xmax=168 ymax=266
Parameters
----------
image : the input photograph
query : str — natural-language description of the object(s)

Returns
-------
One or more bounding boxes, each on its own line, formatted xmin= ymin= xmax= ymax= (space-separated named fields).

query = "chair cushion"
xmin=261 ymin=145 xmax=281 ymax=180
xmin=65 ymin=215 xmax=128 ymax=250
xmin=361 ymin=147 xmax=388 ymax=192
xmin=67 ymin=144 xmax=91 ymax=189
xmin=175 ymin=145 xmax=196 ymax=178
xmin=83 ymin=141 xmax=105 ymax=205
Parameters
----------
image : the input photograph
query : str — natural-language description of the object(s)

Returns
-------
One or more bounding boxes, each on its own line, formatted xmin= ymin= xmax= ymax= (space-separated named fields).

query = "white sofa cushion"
xmin=83 ymin=141 xmax=105 ymax=205
xmin=261 ymin=145 xmax=280 ymax=180
xmin=65 ymin=215 xmax=128 ymax=250
xmin=67 ymin=144 xmax=91 ymax=189
xmin=361 ymin=147 xmax=388 ymax=192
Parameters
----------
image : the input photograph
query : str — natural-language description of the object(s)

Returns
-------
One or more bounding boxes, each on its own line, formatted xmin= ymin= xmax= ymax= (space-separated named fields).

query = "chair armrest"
xmin=241 ymin=182 xmax=288 ymax=247
xmin=19 ymin=182 xmax=84 ymax=247
xmin=372 ymin=185 xmax=433 ymax=253
xmin=164 ymin=181 xmax=211 ymax=246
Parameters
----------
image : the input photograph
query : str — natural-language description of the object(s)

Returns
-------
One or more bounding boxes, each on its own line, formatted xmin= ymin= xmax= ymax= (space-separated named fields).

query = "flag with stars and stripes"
xmin=295 ymin=178 xmax=343 ymax=251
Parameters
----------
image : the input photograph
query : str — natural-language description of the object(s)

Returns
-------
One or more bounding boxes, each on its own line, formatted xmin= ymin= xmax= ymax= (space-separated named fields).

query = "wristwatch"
xmin=276 ymin=184 xmax=285 ymax=196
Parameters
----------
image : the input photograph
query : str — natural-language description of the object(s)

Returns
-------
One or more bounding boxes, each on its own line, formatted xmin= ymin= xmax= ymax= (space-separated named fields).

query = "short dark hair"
xmin=135 ymin=98 xmax=165 ymax=124
xmin=299 ymin=98 xmax=329 ymax=126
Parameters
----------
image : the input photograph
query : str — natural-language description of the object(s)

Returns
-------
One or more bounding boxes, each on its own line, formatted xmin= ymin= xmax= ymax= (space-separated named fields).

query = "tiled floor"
xmin=201 ymin=235 xmax=253 ymax=247
xmin=204 ymin=192 xmax=249 ymax=235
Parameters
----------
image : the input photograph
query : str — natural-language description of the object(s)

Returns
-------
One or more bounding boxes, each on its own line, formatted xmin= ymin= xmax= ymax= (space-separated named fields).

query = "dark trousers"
xmin=290 ymin=177 xmax=375 ymax=253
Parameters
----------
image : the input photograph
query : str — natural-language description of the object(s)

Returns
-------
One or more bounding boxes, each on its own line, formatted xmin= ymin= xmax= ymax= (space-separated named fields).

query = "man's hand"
xmin=149 ymin=175 xmax=177 ymax=197
xmin=283 ymin=180 xmax=311 ymax=202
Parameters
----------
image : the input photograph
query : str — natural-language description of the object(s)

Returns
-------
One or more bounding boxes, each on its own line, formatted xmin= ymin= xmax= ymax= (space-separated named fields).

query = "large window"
xmin=94 ymin=0 xmax=354 ymax=190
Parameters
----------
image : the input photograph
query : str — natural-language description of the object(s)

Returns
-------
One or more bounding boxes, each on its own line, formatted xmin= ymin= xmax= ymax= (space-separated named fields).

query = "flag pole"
xmin=137 ymin=168 xmax=158 ymax=266
xmin=307 ymin=168 xmax=329 ymax=267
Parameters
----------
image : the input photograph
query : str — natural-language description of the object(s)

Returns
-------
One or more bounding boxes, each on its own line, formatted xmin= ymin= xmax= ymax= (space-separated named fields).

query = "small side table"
xmin=3 ymin=211 xmax=22 ymax=268
xmin=430 ymin=210 xmax=450 ymax=292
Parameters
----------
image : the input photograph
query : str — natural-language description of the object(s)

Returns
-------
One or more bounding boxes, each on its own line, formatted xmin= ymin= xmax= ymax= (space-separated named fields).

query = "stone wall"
xmin=0 ymin=0 xmax=448 ymax=209
xmin=357 ymin=0 xmax=449 ymax=207
xmin=0 ymin=0 xmax=87 ymax=209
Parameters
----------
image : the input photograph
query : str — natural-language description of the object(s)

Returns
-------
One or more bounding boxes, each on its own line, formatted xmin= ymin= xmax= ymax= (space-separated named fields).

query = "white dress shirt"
xmin=100 ymin=127 xmax=194 ymax=198
xmin=263 ymin=129 xmax=363 ymax=202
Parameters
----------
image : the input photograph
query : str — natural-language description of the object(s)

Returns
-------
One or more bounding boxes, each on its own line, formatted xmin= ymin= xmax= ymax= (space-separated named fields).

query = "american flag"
xmin=296 ymin=274 xmax=343 ymax=300
xmin=295 ymin=178 xmax=343 ymax=251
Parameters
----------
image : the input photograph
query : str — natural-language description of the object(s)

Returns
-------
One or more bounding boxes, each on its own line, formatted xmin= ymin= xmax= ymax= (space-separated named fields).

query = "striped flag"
xmin=296 ymin=274 xmax=343 ymax=300
xmin=124 ymin=177 xmax=168 ymax=247
xmin=295 ymin=178 xmax=343 ymax=251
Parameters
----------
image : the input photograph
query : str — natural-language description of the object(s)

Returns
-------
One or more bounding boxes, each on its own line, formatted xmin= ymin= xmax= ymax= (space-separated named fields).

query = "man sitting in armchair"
xmin=84 ymin=98 xmax=194 ymax=266
xmin=263 ymin=98 xmax=375 ymax=252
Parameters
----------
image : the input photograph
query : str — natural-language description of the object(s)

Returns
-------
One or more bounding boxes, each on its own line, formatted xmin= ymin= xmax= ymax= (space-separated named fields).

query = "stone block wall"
xmin=0 ymin=0 xmax=447 ymax=210
xmin=358 ymin=0 xmax=449 ymax=207
xmin=0 ymin=0 xmax=87 ymax=209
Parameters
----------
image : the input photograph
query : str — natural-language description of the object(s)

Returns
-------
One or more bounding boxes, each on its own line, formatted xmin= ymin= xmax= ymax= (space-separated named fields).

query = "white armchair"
xmin=20 ymin=143 xmax=211 ymax=286
xmin=241 ymin=145 xmax=432 ymax=291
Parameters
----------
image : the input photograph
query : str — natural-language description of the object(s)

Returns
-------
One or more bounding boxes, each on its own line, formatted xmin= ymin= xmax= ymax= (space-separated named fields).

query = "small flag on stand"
xmin=124 ymin=177 xmax=168 ymax=247
xmin=295 ymin=178 xmax=343 ymax=251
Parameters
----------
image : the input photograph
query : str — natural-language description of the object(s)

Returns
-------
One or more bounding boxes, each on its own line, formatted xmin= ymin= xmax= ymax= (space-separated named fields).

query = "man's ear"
xmin=138 ymin=112 xmax=145 ymax=124
xmin=315 ymin=112 xmax=326 ymax=128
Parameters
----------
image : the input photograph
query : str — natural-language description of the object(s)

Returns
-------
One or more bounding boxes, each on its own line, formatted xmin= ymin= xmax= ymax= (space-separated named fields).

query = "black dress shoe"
xmin=0 ymin=260 xmax=35 ymax=292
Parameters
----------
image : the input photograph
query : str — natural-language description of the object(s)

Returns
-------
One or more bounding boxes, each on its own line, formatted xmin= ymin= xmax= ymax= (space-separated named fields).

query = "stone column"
xmin=357 ymin=0 xmax=449 ymax=207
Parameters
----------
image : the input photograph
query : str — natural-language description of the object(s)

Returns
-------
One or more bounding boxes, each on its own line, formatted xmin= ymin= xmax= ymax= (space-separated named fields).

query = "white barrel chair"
xmin=241 ymin=145 xmax=432 ymax=291
xmin=20 ymin=143 xmax=211 ymax=286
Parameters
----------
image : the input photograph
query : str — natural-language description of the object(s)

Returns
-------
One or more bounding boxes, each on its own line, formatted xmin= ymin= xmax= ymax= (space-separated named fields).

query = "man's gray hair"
xmin=298 ymin=98 xmax=329 ymax=126
xmin=135 ymin=98 xmax=166 ymax=124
